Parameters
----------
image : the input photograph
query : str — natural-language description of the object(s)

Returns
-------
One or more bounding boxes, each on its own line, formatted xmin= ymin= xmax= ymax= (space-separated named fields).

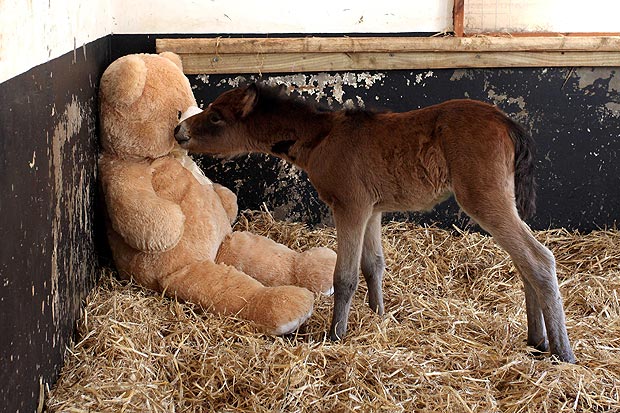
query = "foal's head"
xmin=175 ymin=83 xmax=321 ymax=157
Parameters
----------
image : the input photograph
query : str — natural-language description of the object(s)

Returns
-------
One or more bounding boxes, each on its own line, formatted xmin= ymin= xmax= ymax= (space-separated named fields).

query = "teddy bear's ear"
xmin=100 ymin=55 xmax=147 ymax=108
xmin=159 ymin=52 xmax=184 ymax=72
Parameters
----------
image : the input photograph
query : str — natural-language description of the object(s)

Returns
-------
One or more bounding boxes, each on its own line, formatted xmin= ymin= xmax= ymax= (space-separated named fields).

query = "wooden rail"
xmin=156 ymin=36 xmax=620 ymax=74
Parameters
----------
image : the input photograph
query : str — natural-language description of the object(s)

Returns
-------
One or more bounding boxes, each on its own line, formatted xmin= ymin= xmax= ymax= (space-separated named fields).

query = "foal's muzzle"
xmin=175 ymin=106 xmax=203 ymax=145
xmin=174 ymin=122 xmax=191 ymax=145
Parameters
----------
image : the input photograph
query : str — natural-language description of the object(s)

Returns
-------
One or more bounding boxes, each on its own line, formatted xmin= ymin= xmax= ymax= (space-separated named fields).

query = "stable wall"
xmin=0 ymin=1 xmax=111 ymax=411
xmin=1 ymin=1 xmax=618 ymax=411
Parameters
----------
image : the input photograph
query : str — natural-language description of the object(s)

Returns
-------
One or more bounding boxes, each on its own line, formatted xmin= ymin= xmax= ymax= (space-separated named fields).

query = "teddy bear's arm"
xmin=213 ymin=183 xmax=238 ymax=224
xmin=100 ymin=158 xmax=186 ymax=252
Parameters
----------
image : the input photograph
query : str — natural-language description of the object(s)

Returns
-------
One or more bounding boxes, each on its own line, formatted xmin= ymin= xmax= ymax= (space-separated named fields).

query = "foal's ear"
xmin=240 ymin=83 xmax=259 ymax=118
xmin=276 ymin=84 xmax=288 ymax=95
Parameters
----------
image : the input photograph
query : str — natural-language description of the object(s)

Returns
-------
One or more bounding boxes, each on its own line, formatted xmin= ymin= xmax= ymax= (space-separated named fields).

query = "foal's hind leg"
xmin=361 ymin=212 xmax=385 ymax=315
xmin=454 ymin=190 xmax=575 ymax=363
xmin=522 ymin=276 xmax=549 ymax=353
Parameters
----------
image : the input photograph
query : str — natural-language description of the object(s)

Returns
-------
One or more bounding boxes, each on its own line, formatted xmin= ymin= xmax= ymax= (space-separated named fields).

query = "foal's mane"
xmin=251 ymin=83 xmax=380 ymax=118
xmin=252 ymin=83 xmax=324 ymax=115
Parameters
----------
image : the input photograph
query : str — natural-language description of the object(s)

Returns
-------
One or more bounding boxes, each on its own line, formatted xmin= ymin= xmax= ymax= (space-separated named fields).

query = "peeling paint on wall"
xmin=574 ymin=68 xmax=618 ymax=92
xmin=486 ymin=89 xmax=528 ymax=121
xmin=49 ymin=96 xmax=93 ymax=328
xmin=210 ymin=71 xmax=386 ymax=107
xmin=605 ymin=102 xmax=620 ymax=117
xmin=572 ymin=69 xmax=620 ymax=127
xmin=450 ymin=69 xmax=474 ymax=82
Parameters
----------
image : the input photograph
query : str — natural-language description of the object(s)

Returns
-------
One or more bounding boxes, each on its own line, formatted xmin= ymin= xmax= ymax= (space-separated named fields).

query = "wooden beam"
xmin=468 ymin=32 xmax=620 ymax=38
xmin=157 ymin=36 xmax=620 ymax=54
xmin=155 ymin=36 xmax=620 ymax=74
xmin=453 ymin=0 xmax=465 ymax=37
xmin=178 ymin=51 xmax=620 ymax=74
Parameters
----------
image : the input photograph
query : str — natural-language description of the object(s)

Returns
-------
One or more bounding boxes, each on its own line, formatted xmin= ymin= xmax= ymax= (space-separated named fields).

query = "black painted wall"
xmin=0 ymin=38 xmax=110 ymax=412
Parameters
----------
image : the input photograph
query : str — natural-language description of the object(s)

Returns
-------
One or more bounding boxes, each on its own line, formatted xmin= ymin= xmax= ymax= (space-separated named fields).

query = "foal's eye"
xmin=209 ymin=112 xmax=223 ymax=124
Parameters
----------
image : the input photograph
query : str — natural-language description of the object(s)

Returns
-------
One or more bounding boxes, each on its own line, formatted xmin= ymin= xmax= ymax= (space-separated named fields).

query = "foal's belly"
xmin=371 ymin=152 xmax=452 ymax=213
xmin=374 ymin=186 xmax=453 ymax=213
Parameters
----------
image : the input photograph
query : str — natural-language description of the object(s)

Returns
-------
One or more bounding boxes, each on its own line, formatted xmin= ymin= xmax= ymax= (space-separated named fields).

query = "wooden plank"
xmin=471 ymin=32 xmax=620 ymax=38
xmin=453 ymin=0 xmax=465 ymax=37
xmin=157 ymin=36 xmax=620 ymax=54
xmin=178 ymin=51 xmax=620 ymax=74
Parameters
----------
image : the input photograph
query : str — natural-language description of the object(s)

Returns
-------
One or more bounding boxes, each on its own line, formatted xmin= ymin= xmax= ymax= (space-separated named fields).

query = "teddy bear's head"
xmin=99 ymin=52 xmax=197 ymax=159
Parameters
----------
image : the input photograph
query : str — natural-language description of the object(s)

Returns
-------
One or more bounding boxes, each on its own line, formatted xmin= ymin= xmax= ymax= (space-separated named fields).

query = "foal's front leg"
xmin=329 ymin=207 xmax=372 ymax=341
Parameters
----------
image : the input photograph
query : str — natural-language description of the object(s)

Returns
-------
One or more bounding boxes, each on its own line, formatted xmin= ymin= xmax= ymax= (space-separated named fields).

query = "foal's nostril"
xmin=174 ymin=123 xmax=191 ymax=144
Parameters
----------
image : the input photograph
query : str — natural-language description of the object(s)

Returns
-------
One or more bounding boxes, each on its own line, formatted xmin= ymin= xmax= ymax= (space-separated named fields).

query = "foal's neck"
xmin=255 ymin=108 xmax=333 ymax=169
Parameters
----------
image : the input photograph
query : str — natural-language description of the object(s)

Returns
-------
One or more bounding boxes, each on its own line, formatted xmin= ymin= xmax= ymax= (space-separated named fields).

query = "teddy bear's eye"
xmin=177 ymin=110 xmax=182 ymax=120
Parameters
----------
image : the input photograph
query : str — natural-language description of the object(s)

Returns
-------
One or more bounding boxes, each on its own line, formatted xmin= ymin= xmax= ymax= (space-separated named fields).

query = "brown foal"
xmin=175 ymin=83 xmax=575 ymax=363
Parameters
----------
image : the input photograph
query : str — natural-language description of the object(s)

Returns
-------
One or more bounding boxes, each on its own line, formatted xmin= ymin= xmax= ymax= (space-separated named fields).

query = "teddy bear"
xmin=98 ymin=52 xmax=336 ymax=334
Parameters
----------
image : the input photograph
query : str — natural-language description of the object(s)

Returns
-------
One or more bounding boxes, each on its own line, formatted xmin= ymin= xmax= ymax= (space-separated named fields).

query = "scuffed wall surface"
xmin=0 ymin=0 xmax=111 ymax=83
xmin=189 ymin=67 xmax=619 ymax=231
xmin=111 ymin=0 xmax=452 ymax=34
xmin=0 ymin=38 xmax=109 ymax=413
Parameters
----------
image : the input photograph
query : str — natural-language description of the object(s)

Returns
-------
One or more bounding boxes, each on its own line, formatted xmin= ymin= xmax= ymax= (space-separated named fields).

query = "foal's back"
xmin=308 ymin=99 xmax=516 ymax=214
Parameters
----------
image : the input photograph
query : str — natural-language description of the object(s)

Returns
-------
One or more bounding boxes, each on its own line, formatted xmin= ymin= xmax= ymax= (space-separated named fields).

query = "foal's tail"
xmin=506 ymin=119 xmax=536 ymax=220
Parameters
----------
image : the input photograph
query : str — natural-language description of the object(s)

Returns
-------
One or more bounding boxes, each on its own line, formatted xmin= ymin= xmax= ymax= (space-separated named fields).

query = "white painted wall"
xmin=1 ymin=0 xmax=618 ymax=83
xmin=465 ymin=0 xmax=620 ymax=33
xmin=0 ymin=0 xmax=452 ymax=83
xmin=110 ymin=0 xmax=453 ymax=35
xmin=0 ymin=0 xmax=112 ymax=83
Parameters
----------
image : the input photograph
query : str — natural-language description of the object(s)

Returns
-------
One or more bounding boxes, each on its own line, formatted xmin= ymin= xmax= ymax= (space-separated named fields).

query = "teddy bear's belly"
xmin=149 ymin=160 xmax=231 ymax=261
xmin=111 ymin=158 xmax=233 ymax=288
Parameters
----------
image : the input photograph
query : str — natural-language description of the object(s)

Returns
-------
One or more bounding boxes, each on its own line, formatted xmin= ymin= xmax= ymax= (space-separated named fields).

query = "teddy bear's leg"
xmin=160 ymin=260 xmax=315 ymax=335
xmin=216 ymin=231 xmax=335 ymax=295
xmin=293 ymin=247 xmax=336 ymax=296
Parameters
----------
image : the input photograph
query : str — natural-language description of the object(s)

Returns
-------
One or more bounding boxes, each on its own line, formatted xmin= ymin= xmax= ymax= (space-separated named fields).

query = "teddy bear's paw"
xmin=296 ymin=247 xmax=336 ymax=295
xmin=250 ymin=286 xmax=314 ymax=335
xmin=271 ymin=306 xmax=313 ymax=335
xmin=321 ymin=286 xmax=335 ymax=296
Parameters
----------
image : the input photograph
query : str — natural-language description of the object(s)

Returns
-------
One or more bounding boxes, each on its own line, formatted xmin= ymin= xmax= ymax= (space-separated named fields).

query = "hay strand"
xmin=47 ymin=212 xmax=620 ymax=412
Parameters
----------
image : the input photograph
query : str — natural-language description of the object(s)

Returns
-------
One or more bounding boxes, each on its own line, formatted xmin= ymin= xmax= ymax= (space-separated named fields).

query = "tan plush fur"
xmin=98 ymin=53 xmax=335 ymax=334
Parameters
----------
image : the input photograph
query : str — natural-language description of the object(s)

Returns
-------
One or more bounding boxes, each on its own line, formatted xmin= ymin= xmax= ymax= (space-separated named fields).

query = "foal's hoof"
xmin=549 ymin=343 xmax=576 ymax=364
xmin=328 ymin=324 xmax=346 ymax=341
xmin=530 ymin=346 xmax=576 ymax=364
xmin=553 ymin=350 xmax=577 ymax=364
xmin=527 ymin=339 xmax=549 ymax=359
xmin=329 ymin=331 xmax=342 ymax=341
xmin=528 ymin=339 xmax=549 ymax=353
xmin=527 ymin=347 xmax=548 ymax=360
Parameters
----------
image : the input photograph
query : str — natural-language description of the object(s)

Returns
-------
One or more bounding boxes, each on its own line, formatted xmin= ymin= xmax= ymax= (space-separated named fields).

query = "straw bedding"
xmin=46 ymin=211 xmax=620 ymax=412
